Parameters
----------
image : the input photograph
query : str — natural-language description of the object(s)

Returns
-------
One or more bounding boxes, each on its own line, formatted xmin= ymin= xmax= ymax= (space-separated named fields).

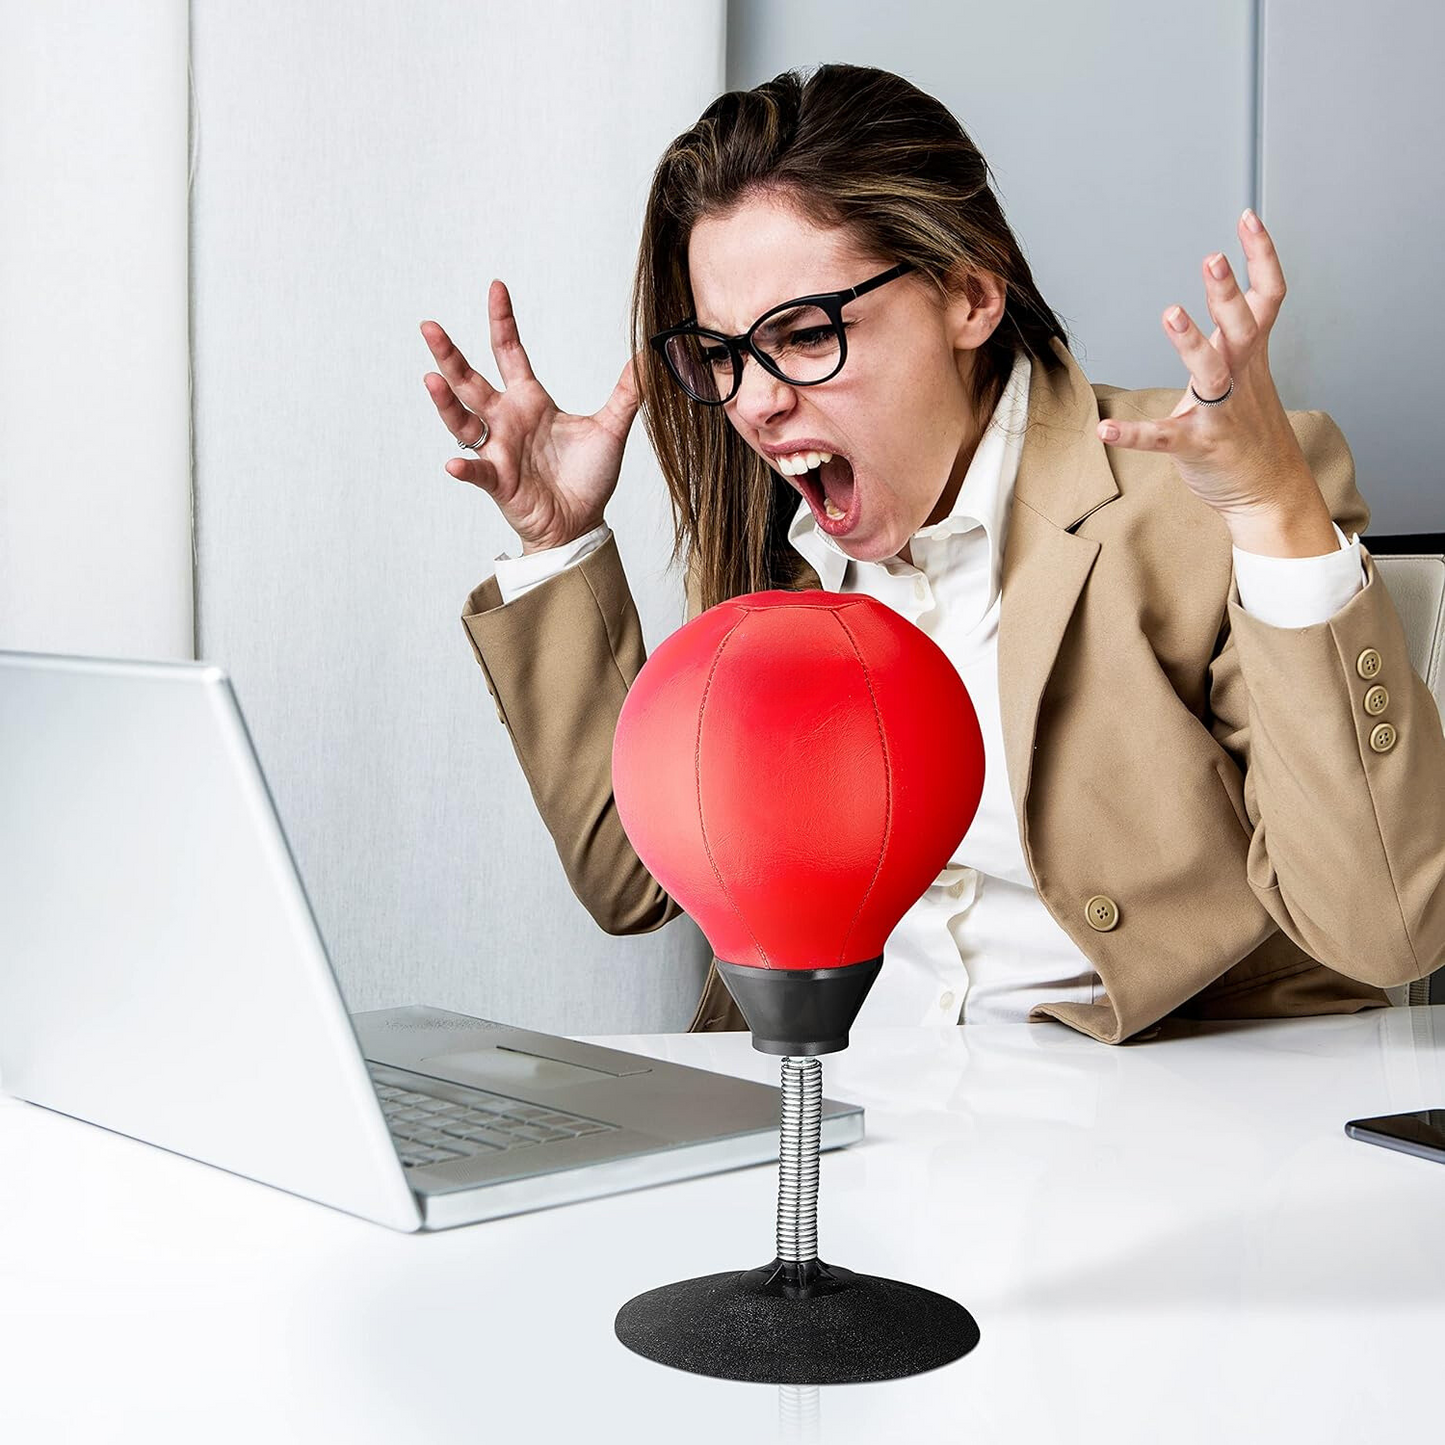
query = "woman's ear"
xmin=944 ymin=265 xmax=1007 ymax=349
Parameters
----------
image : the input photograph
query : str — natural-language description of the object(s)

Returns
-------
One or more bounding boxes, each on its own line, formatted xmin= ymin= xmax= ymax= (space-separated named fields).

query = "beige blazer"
xmin=459 ymin=336 xmax=1445 ymax=1045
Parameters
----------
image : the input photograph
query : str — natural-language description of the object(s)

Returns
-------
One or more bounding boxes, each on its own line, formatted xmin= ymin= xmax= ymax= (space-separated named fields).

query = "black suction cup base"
xmin=613 ymin=1255 xmax=980 ymax=1384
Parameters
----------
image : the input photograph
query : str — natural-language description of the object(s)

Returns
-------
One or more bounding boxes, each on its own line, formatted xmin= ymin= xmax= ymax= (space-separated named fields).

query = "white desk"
xmin=2 ymin=1008 xmax=1443 ymax=1443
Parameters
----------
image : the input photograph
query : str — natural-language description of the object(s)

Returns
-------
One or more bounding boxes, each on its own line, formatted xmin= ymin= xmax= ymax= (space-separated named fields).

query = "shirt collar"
xmin=787 ymin=348 xmax=1033 ymax=597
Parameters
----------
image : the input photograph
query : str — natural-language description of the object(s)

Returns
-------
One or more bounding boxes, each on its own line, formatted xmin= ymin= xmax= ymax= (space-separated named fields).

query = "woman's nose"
xmin=731 ymin=351 xmax=797 ymax=424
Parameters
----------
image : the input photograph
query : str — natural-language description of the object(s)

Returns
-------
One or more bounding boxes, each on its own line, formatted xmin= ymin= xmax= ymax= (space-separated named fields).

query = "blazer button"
xmin=1085 ymin=894 xmax=1120 ymax=931
xmin=1363 ymin=684 xmax=1389 ymax=716
xmin=1356 ymin=647 xmax=1383 ymax=680
xmin=1369 ymin=721 xmax=1397 ymax=753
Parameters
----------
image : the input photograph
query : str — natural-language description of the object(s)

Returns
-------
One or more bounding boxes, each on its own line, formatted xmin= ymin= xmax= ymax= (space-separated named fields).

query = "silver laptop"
xmin=0 ymin=650 xmax=863 ymax=1233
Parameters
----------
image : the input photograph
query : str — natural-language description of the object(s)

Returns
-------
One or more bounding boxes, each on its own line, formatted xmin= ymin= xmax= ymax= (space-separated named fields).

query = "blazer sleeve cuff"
xmin=1231 ymin=522 xmax=1366 ymax=629
xmin=494 ymin=523 xmax=613 ymax=605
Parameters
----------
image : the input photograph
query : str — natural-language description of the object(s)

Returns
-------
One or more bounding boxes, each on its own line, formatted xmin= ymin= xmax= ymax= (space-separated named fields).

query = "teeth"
xmin=774 ymin=449 xmax=833 ymax=476
xmin=824 ymin=497 xmax=846 ymax=521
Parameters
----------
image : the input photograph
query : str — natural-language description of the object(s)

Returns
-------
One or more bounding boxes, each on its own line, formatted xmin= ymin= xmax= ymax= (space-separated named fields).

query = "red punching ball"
xmin=612 ymin=589 xmax=985 ymax=1050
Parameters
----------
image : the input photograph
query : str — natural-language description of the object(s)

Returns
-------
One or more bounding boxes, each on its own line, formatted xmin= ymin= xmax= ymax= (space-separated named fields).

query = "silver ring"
xmin=460 ymin=416 xmax=490 ymax=451
xmin=1190 ymin=378 xmax=1233 ymax=407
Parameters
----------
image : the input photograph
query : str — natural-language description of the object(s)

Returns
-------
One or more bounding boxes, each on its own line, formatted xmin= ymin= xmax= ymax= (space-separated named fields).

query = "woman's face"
xmin=686 ymin=192 xmax=1005 ymax=564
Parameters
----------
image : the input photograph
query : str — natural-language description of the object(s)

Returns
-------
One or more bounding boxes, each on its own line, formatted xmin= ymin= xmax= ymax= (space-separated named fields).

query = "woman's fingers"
xmin=421 ymin=366 xmax=501 ymax=494
xmin=486 ymin=279 xmax=538 ymax=389
xmin=420 ymin=319 xmax=498 ymax=412
xmin=1198 ymin=251 xmax=1259 ymax=357
xmin=444 ymin=452 xmax=500 ymax=494
xmin=1235 ymin=208 xmax=1286 ymax=331
xmin=422 ymin=369 xmax=491 ymax=449
xmin=594 ymin=349 xmax=645 ymax=440
xmin=1160 ymin=304 xmax=1233 ymax=403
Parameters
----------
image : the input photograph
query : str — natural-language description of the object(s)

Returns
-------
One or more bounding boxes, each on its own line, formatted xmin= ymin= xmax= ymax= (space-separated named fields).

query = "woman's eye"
xmin=787 ymin=320 xmax=855 ymax=350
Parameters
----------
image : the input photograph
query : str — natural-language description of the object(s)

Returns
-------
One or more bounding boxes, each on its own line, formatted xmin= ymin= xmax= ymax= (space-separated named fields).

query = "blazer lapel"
xmin=691 ymin=336 xmax=1119 ymax=853
xmin=996 ymin=338 xmax=1119 ymax=854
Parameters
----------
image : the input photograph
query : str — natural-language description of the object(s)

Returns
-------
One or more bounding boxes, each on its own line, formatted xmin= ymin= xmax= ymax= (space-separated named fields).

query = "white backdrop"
xmin=6 ymin=2 xmax=1439 ymax=1041
xmin=0 ymin=0 xmax=191 ymax=659
xmin=188 ymin=0 xmax=723 ymax=1032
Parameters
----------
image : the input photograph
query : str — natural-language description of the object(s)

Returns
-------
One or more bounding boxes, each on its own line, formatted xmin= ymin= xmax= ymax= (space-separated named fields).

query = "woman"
xmin=421 ymin=64 xmax=1445 ymax=1044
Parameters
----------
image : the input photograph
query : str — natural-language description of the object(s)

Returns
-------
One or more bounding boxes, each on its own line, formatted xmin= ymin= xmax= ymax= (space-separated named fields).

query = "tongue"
xmin=819 ymin=455 xmax=855 ymax=512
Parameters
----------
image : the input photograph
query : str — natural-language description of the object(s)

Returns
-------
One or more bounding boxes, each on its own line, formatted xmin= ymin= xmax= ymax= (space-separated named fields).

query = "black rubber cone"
xmin=613 ymin=1254 xmax=981 ymax=1384
xmin=716 ymin=956 xmax=883 ymax=1056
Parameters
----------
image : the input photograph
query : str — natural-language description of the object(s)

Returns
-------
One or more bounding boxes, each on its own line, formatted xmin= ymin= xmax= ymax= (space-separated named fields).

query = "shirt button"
xmin=1356 ymin=647 xmax=1382 ymax=680
xmin=1369 ymin=721 xmax=1397 ymax=753
xmin=1085 ymin=894 xmax=1120 ymax=931
xmin=939 ymin=990 xmax=955 ymax=1011
xmin=1363 ymin=684 xmax=1389 ymax=716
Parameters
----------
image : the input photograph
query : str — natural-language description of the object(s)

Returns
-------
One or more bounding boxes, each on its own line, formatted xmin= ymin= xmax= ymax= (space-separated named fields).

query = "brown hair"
xmin=629 ymin=62 xmax=1072 ymax=613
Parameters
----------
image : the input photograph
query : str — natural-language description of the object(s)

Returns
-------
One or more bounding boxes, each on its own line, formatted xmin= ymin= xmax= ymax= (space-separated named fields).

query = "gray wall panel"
xmin=727 ymin=0 xmax=1258 ymax=390
xmin=727 ymin=0 xmax=1439 ymax=534
xmin=1260 ymin=0 xmax=1443 ymax=533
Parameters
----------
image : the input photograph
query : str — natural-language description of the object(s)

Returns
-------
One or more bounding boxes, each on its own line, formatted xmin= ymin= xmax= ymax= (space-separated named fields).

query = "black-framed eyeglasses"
xmin=649 ymin=262 xmax=914 ymax=405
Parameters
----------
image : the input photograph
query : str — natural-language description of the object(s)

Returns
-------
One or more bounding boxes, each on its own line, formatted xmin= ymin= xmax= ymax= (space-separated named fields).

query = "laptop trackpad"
xmin=418 ymin=1045 xmax=628 ymax=1093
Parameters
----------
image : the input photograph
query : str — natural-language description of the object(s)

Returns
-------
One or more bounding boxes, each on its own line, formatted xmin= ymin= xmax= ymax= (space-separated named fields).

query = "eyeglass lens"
xmin=663 ymin=304 xmax=843 ymax=401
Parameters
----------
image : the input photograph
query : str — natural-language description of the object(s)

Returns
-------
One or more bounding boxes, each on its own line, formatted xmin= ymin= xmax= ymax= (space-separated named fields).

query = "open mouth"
xmin=775 ymin=453 xmax=860 ymax=536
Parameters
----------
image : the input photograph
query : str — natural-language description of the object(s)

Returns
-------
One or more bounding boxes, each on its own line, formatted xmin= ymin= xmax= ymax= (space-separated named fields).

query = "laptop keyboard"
xmin=368 ymin=1065 xmax=618 ymax=1169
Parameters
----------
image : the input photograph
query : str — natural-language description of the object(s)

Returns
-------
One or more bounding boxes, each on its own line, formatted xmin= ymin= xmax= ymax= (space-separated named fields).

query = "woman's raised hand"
xmin=421 ymin=279 xmax=644 ymax=553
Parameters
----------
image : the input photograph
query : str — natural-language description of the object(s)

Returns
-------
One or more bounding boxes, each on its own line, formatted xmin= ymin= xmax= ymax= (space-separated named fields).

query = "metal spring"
xmin=775 ymin=1054 xmax=823 ymax=1264
xmin=777 ymin=1383 xmax=822 ymax=1441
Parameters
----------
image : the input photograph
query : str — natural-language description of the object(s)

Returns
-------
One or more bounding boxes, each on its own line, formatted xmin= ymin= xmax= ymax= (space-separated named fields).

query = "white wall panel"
xmin=191 ymin=0 xmax=724 ymax=1031
xmin=0 ymin=0 xmax=191 ymax=658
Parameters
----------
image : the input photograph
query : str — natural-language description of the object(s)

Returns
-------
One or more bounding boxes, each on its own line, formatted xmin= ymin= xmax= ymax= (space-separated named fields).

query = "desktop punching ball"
xmin=610 ymin=590 xmax=986 ymax=1385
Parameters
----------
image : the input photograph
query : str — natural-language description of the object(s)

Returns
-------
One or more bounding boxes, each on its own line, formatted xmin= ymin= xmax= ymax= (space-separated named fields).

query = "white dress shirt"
xmin=492 ymin=350 xmax=1368 ymax=1024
